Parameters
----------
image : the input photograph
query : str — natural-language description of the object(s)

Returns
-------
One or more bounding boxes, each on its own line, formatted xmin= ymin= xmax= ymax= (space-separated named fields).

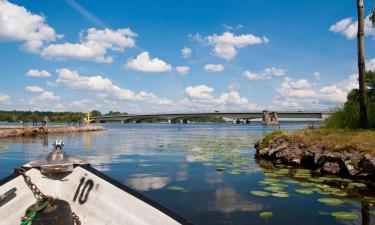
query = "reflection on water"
xmin=211 ymin=187 xmax=264 ymax=213
xmin=0 ymin=122 xmax=374 ymax=225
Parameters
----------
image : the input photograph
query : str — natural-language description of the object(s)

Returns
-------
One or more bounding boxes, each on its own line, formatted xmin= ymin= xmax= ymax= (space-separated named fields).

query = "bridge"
xmin=92 ymin=110 xmax=331 ymax=125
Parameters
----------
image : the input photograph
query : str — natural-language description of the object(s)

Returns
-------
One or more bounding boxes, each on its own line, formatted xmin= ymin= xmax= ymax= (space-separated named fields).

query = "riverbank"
xmin=0 ymin=125 xmax=106 ymax=138
xmin=254 ymin=128 xmax=375 ymax=179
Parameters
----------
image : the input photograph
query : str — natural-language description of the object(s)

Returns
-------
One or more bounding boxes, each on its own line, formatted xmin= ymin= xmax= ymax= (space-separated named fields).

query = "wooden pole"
xmin=357 ymin=0 xmax=367 ymax=128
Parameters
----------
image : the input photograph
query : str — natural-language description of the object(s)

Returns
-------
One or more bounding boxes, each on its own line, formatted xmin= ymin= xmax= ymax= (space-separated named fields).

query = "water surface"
xmin=0 ymin=122 xmax=374 ymax=225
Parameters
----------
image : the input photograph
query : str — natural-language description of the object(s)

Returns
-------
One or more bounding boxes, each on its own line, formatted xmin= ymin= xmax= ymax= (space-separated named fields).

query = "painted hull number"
xmin=73 ymin=177 xmax=94 ymax=204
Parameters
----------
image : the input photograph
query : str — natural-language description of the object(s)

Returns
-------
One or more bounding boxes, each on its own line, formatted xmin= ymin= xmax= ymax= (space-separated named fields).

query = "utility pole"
xmin=357 ymin=0 xmax=367 ymax=128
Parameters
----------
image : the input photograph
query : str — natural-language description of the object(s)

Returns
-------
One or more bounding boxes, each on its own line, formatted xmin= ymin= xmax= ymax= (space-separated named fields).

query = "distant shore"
xmin=0 ymin=125 xmax=106 ymax=138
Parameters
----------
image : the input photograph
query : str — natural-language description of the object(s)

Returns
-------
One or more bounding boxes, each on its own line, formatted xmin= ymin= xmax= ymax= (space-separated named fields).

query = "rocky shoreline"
xmin=0 ymin=125 xmax=106 ymax=138
xmin=254 ymin=133 xmax=375 ymax=179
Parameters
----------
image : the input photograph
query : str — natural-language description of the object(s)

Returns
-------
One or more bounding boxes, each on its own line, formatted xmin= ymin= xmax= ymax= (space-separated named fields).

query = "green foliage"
xmin=91 ymin=110 xmax=102 ymax=117
xmin=189 ymin=116 xmax=225 ymax=123
xmin=0 ymin=110 xmax=85 ymax=122
xmin=104 ymin=111 xmax=127 ymax=116
xmin=323 ymin=71 xmax=375 ymax=129
xmin=257 ymin=129 xmax=283 ymax=149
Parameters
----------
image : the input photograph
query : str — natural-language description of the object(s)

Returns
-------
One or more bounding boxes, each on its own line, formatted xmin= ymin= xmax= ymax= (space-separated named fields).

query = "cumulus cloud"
xmin=42 ymin=28 xmax=136 ymax=63
xmin=69 ymin=99 xmax=92 ymax=109
xmin=26 ymin=69 xmax=51 ymax=78
xmin=183 ymin=85 xmax=256 ymax=110
xmin=0 ymin=92 xmax=11 ymax=104
xmin=24 ymin=91 xmax=60 ymax=106
xmin=26 ymin=86 xmax=45 ymax=93
xmin=0 ymin=0 xmax=59 ymax=52
xmin=243 ymin=67 xmax=286 ymax=80
xmin=329 ymin=16 xmax=375 ymax=39
xmin=181 ymin=47 xmax=192 ymax=58
xmin=124 ymin=52 xmax=172 ymax=72
xmin=185 ymin=85 xmax=214 ymax=100
xmin=204 ymin=64 xmax=225 ymax=72
xmin=175 ymin=66 xmax=190 ymax=75
xmin=56 ymin=68 xmax=171 ymax=105
xmin=273 ymin=74 xmax=358 ymax=108
xmin=367 ymin=58 xmax=375 ymax=71
xmin=195 ymin=31 xmax=269 ymax=60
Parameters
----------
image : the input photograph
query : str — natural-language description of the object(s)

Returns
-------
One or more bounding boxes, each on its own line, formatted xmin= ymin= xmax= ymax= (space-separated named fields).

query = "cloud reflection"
xmin=128 ymin=173 xmax=170 ymax=191
xmin=211 ymin=187 xmax=264 ymax=213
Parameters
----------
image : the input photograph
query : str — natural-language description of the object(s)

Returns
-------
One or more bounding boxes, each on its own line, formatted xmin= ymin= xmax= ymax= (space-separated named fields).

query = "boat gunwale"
xmin=0 ymin=165 xmax=194 ymax=225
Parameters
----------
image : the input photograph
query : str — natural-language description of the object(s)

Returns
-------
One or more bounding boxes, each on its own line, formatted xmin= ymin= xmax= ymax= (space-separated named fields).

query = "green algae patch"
xmin=251 ymin=191 xmax=270 ymax=197
xmin=331 ymin=212 xmax=359 ymax=220
xmin=295 ymin=188 xmax=314 ymax=195
xmin=317 ymin=198 xmax=344 ymax=206
xmin=259 ymin=211 xmax=273 ymax=218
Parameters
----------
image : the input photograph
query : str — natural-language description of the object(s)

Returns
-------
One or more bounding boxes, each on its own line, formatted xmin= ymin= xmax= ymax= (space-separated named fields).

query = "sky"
xmin=0 ymin=0 xmax=375 ymax=113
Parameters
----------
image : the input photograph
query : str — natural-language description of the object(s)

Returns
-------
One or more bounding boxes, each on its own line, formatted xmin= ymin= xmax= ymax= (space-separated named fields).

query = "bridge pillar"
xmin=233 ymin=119 xmax=241 ymax=124
xmin=168 ymin=119 xmax=171 ymax=124
xmin=263 ymin=111 xmax=279 ymax=125
xmin=246 ymin=119 xmax=250 ymax=124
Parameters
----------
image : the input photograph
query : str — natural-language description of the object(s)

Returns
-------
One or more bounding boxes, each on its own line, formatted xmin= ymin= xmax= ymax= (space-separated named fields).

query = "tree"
xmin=91 ymin=110 xmax=102 ymax=117
xmin=356 ymin=0 xmax=367 ymax=128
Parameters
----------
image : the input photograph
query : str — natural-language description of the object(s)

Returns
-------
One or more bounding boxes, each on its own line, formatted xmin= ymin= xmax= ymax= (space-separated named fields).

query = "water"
xmin=0 ymin=122 xmax=374 ymax=225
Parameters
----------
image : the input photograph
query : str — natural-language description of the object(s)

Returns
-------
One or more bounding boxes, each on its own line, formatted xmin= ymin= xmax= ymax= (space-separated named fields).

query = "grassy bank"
xmin=262 ymin=128 xmax=375 ymax=156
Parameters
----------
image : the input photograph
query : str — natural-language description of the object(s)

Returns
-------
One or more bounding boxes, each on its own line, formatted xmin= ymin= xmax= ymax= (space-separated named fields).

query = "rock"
xmin=268 ymin=142 xmax=289 ymax=157
xmin=257 ymin=147 xmax=270 ymax=157
xmin=321 ymin=161 xmax=341 ymax=174
xmin=358 ymin=154 xmax=375 ymax=177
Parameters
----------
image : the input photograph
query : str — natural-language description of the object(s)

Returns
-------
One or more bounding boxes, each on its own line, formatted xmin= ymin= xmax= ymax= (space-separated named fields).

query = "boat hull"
xmin=0 ymin=165 xmax=190 ymax=225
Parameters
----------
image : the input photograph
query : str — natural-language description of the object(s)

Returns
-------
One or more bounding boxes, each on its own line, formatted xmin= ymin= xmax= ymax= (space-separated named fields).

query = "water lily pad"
xmin=227 ymin=170 xmax=240 ymax=175
xmin=332 ymin=191 xmax=347 ymax=197
xmin=258 ymin=180 xmax=275 ymax=185
xmin=283 ymin=179 xmax=299 ymax=184
xmin=348 ymin=182 xmax=366 ymax=188
xmin=251 ymin=191 xmax=270 ymax=197
xmin=264 ymin=178 xmax=279 ymax=182
xmin=331 ymin=212 xmax=359 ymax=220
xmin=216 ymin=168 xmax=225 ymax=172
xmin=295 ymin=189 xmax=314 ymax=195
xmin=270 ymin=183 xmax=288 ymax=188
xmin=264 ymin=186 xmax=284 ymax=192
xmin=259 ymin=211 xmax=273 ymax=218
xmin=167 ymin=186 xmax=184 ymax=191
xmin=271 ymin=192 xmax=289 ymax=198
xmin=318 ymin=198 xmax=344 ymax=206
xmin=298 ymin=182 xmax=315 ymax=187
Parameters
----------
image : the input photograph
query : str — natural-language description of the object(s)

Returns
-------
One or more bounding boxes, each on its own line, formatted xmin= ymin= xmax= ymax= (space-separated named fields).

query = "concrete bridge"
xmin=93 ymin=110 xmax=331 ymax=125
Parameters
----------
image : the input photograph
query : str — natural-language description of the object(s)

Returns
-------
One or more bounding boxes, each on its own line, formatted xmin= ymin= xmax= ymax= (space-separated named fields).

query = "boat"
xmin=0 ymin=141 xmax=191 ymax=225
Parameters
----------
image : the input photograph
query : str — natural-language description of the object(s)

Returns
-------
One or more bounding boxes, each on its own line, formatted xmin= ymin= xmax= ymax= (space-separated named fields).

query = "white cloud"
xmin=42 ymin=28 xmax=136 ymax=63
xmin=273 ymin=74 xmax=358 ymax=108
xmin=26 ymin=86 xmax=45 ymax=93
xmin=204 ymin=64 xmax=225 ymax=72
xmin=46 ymin=81 xmax=57 ymax=87
xmin=367 ymin=58 xmax=375 ymax=71
xmin=329 ymin=16 xmax=375 ymax=39
xmin=314 ymin=72 xmax=321 ymax=80
xmin=56 ymin=68 xmax=171 ymax=105
xmin=0 ymin=92 xmax=11 ymax=104
xmin=124 ymin=52 xmax=172 ymax=72
xmin=197 ymin=31 xmax=269 ymax=60
xmin=24 ymin=91 xmax=60 ymax=106
xmin=185 ymin=85 xmax=214 ymax=100
xmin=175 ymin=66 xmax=190 ymax=75
xmin=243 ymin=70 xmax=269 ymax=80
xmin=182 ymin=85 xmax=256 ymax=110
xmin=228 ymin=81 xmax=240 ymax=90
xmin=181 ymin=47 xmax=191 ymax=58
xmin=263 ymin=67 xmax=286 ymax=76
xmin=69 ymin=99 xmax=92 ymax=109
xmin=0 ymin=0 xmax=59 ymax=52
xmin=243 ymin=67 xmax=285 ymax=80
xmin=26 ymin=69 xmax=51 ymax=78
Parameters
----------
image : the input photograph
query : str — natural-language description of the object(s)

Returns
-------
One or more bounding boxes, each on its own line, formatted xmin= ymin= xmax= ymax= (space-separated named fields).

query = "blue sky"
xmin=0 ymin=0 xmax=375 ymax=113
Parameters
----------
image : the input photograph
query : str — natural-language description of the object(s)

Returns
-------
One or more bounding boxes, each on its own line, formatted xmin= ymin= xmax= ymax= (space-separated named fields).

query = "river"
xmin=0 ymin=121 xmax=374 ymax=225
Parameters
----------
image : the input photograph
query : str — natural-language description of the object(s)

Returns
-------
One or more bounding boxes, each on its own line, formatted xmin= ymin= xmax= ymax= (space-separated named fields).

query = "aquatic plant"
xmin=259 ymin=211 xmax=273 ymax=218
xmin=250 ymin=191 xmax=270 ymax=197
xmin=330 ymin=211 xmax=359 ymax=220
xmin=317 ymin=198 xmax=344 ymax=206
xmin=257 ymin=129 xmax=283 ymax=149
